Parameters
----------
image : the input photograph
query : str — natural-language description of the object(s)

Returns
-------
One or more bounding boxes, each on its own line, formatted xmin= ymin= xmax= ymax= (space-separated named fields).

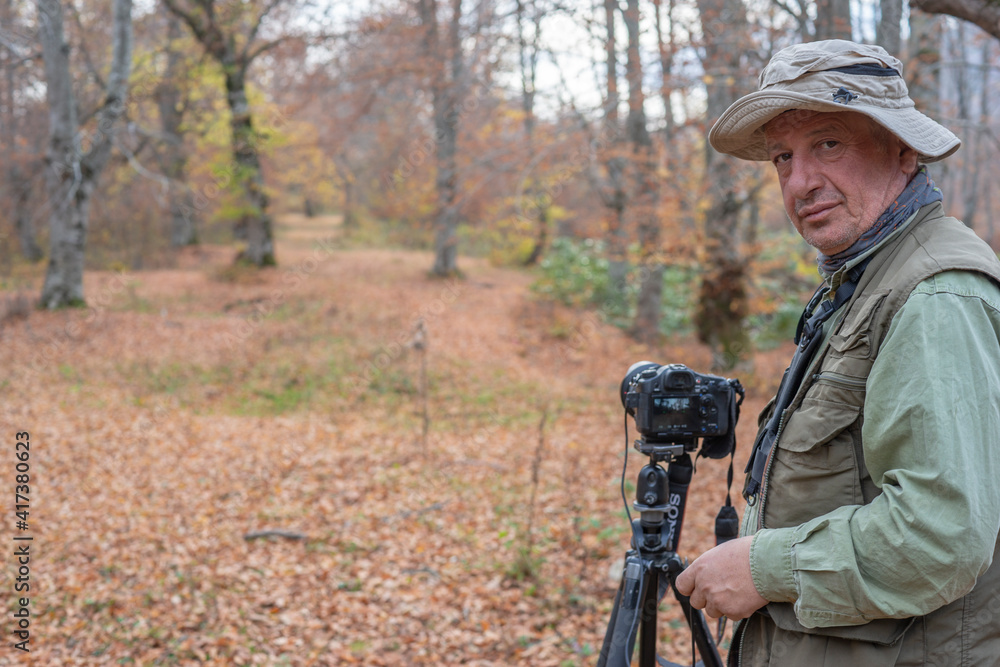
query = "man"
xmin=675 ymin=40 xmax=1000 ymax=665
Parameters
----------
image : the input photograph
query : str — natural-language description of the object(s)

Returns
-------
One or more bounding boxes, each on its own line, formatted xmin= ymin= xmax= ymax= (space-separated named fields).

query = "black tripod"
xmin=597 ymin=441 xmax=724 ymax=667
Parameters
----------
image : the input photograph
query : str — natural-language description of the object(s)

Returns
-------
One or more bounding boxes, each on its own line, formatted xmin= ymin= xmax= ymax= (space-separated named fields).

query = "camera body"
xmin=620 ymin=362 xmax=739 ymax=457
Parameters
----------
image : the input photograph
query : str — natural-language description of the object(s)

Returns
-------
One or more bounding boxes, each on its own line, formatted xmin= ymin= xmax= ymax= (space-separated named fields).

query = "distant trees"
xmin=415 ymin=0 xmax=498 ymax=277
xmin=876 ymin=0 xmax=903 ymax=55
xmin=1 ymin=0 xmax=43 ymax=264
xmin=6 ymin=0 xmax=999 ymax=357
xmin=416 ymin=0 xmax=465 ymax=276
xmin=155 ymin=12 xmax=199 ymax=248
xmin=814 ymin=0 xmax=851 ymax=40
xmin=514 ymin=0 xmax=549 ymax=266
xmin=598 ymin=0 xmax=629 ymax=294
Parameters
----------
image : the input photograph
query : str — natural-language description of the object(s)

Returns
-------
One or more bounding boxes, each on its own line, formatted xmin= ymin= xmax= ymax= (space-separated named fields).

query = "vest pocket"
xmin=768 ymin=602 xmax=914 ymax=646
xmin=828 ymin=289 xmax=890 ymax=360
xmin=763 ymin=399 xmax=862 ymax=528
xmin=811 ymin=371 xmax=866 ymax=392
xmin=777 ymin=399 xmax=860 ymax=453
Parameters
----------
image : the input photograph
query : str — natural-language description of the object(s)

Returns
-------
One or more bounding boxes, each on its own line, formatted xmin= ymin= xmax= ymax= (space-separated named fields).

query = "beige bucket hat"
xmin=709 ymin=39 xmax=960 ymax=163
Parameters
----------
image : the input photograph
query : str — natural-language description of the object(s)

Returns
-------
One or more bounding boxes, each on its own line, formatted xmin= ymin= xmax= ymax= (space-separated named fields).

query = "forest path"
xmin=272 ymin=212 xmax=344 ymax=261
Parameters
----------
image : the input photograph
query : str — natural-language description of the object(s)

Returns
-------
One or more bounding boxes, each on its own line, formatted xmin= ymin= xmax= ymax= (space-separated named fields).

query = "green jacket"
xmin=734 ymin=203 xmax=1000 ymax=666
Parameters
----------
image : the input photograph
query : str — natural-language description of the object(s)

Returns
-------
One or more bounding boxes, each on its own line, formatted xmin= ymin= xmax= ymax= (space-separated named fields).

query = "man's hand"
xmin=674 ymin=536 xmax=768 ymax=620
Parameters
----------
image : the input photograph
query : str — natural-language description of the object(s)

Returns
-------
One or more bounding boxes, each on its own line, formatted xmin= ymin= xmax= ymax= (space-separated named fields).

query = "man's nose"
xmin=784 ymin=154 xmax=823 ymax=200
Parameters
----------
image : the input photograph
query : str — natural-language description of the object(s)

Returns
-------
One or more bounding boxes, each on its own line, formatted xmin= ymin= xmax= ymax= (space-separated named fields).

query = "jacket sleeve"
xmin=750 ymin=270 xmax=1000 ymax=628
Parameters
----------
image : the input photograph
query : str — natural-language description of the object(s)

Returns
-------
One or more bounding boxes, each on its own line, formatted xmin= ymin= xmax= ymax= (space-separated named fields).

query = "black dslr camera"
xmin=619 ymin=361 xmax=742 ymax=460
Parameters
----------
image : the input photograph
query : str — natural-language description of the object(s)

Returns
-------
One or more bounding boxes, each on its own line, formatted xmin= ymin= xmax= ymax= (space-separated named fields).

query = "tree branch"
xmin=910 ymin=0 xmax=1000 ymax=40
xmin=83 ymin=0 xmax=134 ymax=176
xmin=245 ymin=34 xmax=295 ymax=64
xmin=243 ymin=529 xmax=307 ymax=541
xmin=242 ymin=0 xmax=285 ymax=60
xmin=66 ymin=1 xmax=107 ymax=91
xmin=161 ymin=0 xmax=225 ymax=60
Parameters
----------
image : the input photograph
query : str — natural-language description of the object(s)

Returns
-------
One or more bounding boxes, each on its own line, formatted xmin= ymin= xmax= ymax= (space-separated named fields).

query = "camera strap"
xmin=743 ymin=258 xmax=871 ymax=501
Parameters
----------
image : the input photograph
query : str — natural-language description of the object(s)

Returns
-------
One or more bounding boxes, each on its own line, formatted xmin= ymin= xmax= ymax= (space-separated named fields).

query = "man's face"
xmin=763 ymin=110 xmax=918 ymax=255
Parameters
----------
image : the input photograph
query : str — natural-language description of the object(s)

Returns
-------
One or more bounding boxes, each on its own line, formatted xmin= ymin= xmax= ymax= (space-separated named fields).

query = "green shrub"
xmin=532 ymin=237 xmax=611 ymax=308
xmin=532 ymin=234 xmax=818 ymax=346
xmin=531 ymin=238 xmax=696 ymax=337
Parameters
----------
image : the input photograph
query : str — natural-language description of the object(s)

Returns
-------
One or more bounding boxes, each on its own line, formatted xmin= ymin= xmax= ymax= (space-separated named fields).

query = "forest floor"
xmin=0 ymin=214 xmax=794 ymax=666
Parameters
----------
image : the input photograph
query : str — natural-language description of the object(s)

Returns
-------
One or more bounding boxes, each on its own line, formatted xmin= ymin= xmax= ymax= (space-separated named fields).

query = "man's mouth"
xmin=797 ymin=201 xmax=839 ymax=223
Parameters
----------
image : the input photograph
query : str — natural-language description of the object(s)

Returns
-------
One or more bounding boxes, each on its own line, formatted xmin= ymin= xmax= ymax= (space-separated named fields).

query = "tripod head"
xmin=630 ymin=437 xmax=697 ymax=555
xmin=634 ymin=437 xmax=694 ymax=463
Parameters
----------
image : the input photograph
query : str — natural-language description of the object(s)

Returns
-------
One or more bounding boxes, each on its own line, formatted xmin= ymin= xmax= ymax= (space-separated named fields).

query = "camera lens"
xmin=620 ymin=361 xmax=659 ymax=409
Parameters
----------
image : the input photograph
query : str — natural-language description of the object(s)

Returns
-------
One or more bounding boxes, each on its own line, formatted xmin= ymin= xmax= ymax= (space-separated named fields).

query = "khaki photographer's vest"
xmin=736 ymin=203 xmax=1000 ymax=666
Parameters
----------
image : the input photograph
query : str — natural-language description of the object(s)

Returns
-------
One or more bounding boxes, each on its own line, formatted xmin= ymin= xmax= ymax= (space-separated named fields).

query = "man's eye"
xmin=821 ymin=140 xmax=839 ymax=149
xmin=772 ymin=153 xmax=791 ymax=165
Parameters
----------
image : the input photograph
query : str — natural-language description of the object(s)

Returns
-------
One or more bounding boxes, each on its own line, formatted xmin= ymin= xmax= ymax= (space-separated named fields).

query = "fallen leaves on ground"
xmin=0 ymin=215 xmax=792 ymax=665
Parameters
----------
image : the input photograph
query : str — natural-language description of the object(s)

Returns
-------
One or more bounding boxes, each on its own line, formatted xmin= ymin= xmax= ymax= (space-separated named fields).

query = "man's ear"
xmin=899 ymin=144 xmax=919 ymax=177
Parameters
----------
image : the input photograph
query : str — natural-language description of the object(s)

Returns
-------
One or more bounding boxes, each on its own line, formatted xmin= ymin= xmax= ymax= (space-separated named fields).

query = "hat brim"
xmin=709 ymin=90 xmax=961 ymax=163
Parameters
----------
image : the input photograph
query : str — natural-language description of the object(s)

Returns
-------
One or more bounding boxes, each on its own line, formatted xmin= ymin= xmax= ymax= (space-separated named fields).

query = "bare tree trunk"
xmin=936 ymin=20 xmax=961 ymax=204
xmin=419 ymin=0 xmax=463 ymax=276
xmin=654 ymin=0 xmax=699 ymax=244
xmin=226 ymin=68 xmax=276 ymax=265
xmin=906 ymin=8 xmax=941 ymax=115
xmin=334 ymin=156 xmax=358 ymax=228
xmin=37 ymin=0 xmax=133 ymax=309
xmin=517 ymin=0 xmax=550 ymax=267
xmin=158 ymin=11 xmax=197 ymax=247
xmin=431 ymin=93 xmax=460 ymax=275
xmin=771 ymin=0 xmax=811 ymax=39
xmin=984 ymin=164 xmax=996 ymax=246
xmin=602 ymin=0 xmax=628 ymax=293
xmin=37 ymin=0 xmax=80 ymax=305
xmin=961 ymin=37 xmax=988 ymax=228
xmin=622 ymin=0 xmax=662 ymax=344
xmin=653 ymin=0 xmax=676 ymax=142
xmin=695 ymin=0 xmax=752 ymax=369
xmin=877 ymin=0 xmax=903 ymax=56
xmin=815 ymin=0 xmax=852 ymax=40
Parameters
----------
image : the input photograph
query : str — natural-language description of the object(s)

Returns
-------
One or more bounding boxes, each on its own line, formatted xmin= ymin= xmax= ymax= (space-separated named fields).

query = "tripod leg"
xmin=666 ymin=561 xmax=724 ymax=667
xmin=597 ymin=555 xmax=648 ymax=667
xmin=597 ymin=570 xmax=626 ymax=667
xmin=639 ymin=565 xmax=659 ymax=667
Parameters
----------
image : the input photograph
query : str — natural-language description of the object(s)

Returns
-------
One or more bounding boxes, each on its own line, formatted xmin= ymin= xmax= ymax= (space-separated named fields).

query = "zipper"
xmin=812 ymin=371 xmax=867 ymax=391
xmin=755 ymin=408 xmax=789 ymax=530
xmin=734 ymin=617 xmax=747 ymax=666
